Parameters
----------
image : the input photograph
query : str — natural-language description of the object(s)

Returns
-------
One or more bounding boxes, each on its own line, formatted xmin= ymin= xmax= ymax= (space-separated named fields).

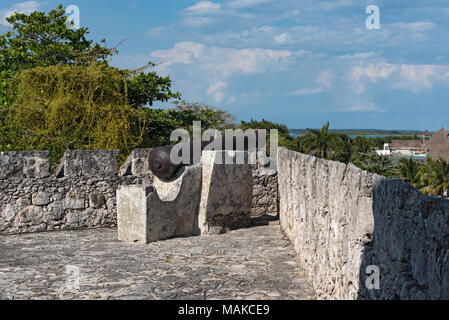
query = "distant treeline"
xmin=290 ymin=129 xmax=425 ymax=136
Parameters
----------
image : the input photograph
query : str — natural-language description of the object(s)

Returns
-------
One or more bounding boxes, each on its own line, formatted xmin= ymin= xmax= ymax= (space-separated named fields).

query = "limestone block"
xmin=89 ymin=192 xmax=106 ymax=209
xmin=131 ymin=149 xmax=153 ymax=176
xmin=44 ymin=203 xmax=64 ymax=222
xmin=14 ymin=205 xmax=43 ymax=226
xmin=117 ymin=185 xmax=152 ymax=243
xmin=0 ymin=151 xmax=50 ymax=179
xmin=117 ymin=164 xmax=202 ymax=244
xmin=1 ymin=204 xmax=16 ymax=222
xmin=64 ymin=192 xmax=85 ymax=210
xmin=63 ymin=150 xmax=118 ymax=177
xmin=198 ymin=151 xmax=252 ymax=235
xmin=119 ymin=149 xmax=153 ymax=177
xmin=277 ymin=147 xmax=449 ymax=300
xmin=32 ymin=192 xmax=51 ymax=206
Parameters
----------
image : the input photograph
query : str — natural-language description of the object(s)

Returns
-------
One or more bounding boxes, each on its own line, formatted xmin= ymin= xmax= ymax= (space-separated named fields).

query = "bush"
xmin=5 ymin=64 xmax=146 ymax=164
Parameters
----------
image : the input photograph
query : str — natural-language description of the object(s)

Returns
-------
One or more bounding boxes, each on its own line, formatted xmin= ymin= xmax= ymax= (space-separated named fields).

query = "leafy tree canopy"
xmin=0 ymin=4 xmax=182 ymax=158
xmin=240 ymin=118 xmax=298 ymax=150
xmin=6 ymin=64 xmax=145 ymax=164
xmin=0 ymin=4 xmax=180 ymax=108
xmin=140 ymin=100 xmax=236 ymax=148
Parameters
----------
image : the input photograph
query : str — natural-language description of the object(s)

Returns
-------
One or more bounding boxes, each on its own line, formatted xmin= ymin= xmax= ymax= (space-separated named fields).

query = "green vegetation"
xmin=396 ymin=157 xmax=449 ymax=196
xmin=7 ymin=64 xmax=146 ymax=164
xmin=289 ymin=122 xmax=449 ymax=196
xmin=290 ymin=129 xmax=424 ymax=137
xmin=141 ymin=100 xmax=235 ymax=148
xmin=0 ymin=5 xmax=180 ymax=162
xmin=1 ymin=5 xmax=447 ymax=196
xmin=240 ymin=118 xmax=298 ymax=151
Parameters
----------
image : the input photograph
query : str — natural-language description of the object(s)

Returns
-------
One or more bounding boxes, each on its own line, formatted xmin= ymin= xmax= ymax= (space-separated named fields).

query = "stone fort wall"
xmin=0 ymin=149 xmax=277 ymax=235
xmin=278 ymin=147 xmax=449 ymax=300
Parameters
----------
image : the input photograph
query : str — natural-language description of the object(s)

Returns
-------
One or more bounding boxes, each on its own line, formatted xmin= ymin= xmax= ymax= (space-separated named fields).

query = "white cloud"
xmin=274 ymin=32 xmax=290 ymax=45
xmin=394 ymin=21 xmax=435 ymax=32
xmin=181 ymin=16 xmax=219 ymax=27
xmin=147 ymin=24 xmax=175 ymax=37
xmin=336 ymin=102 xmax=385 ymax=113
xmin=0 ymin=1 xmax=40 ymax=25
xmin=207 ymin=81 xmax=228 ymax=103
xmin=290 ymin=71 xmax=334 ymax=95
xmin=227 ymin=0 xmax=273 ymax=9
xmin=181 ymin=1 xmax=223 ymax=27
xmin=151 ymin=41 xmax=293 ymax=78
xmin=290 ymin=87 xmax=324 ymax=96
xmin=393 ymin=65 xmax=441 ymax=92
xmin=150 ymin=42 xmax=293 ymax=107
xmin=349 ymin=63 xmax=449 ymax=93
xmin=151 ymin=42 xmax=206 ymax=67
xmin=350 ymin=63 xmax=397 ymax=83
xmin=316 ymin=71 xmax=334 ymax=88
xmin=349 ymin=63 xmax=398 ymax=94
xmin=184 ymin=1 xmax=222 ymax=15
xmin=181 ymin=0 xmax=270 ymax=27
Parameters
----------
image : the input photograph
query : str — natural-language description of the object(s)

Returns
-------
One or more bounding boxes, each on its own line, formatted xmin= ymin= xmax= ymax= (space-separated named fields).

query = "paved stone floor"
xmin=0 ymin=220 xmax=316 ymax=300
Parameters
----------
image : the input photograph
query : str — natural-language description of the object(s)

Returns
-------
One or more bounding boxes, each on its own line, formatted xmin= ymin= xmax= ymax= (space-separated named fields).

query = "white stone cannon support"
xmin=198 ymin=151 xmax=252 ymax=235
xmin=117 ymin=164 xmax=202 ymax=243
xmin=117 ymin=151 xmax=253 ymax=244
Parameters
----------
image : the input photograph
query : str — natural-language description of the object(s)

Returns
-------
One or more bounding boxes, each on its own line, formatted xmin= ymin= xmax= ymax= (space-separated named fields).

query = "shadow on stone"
xmin=251 ymin=213 xmax=279 ymax=227
xmin=357 ymin=177 xmax=449 ymax=300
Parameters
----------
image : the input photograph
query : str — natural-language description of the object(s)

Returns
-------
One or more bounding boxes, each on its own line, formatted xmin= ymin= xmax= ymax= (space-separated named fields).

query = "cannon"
xmin=149 ymin=131 xmax=263 ymax=180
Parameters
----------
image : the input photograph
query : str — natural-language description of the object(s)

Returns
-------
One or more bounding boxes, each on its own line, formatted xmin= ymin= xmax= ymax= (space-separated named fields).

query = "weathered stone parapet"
xmin=61 ymin=149 xmax=119 ymax=177
xmin=0 ymin=151 xmax=50 ymax=179
xmin=251 ymin=162 xmax=278 ymax=216
xmin=0 ymin=147 xmax=270 ymax=236
xmin=198 ymin=151 xmax=252 ymax=235
xmin=278 ymin=147 xmax=449 ymax=300
xmin=0 ymin=175 xmax=151 ymax=235
xmin=119 ymin=148 xmax=153 ymax=177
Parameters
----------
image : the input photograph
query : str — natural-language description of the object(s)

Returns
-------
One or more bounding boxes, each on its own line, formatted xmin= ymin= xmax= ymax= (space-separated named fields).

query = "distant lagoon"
xmin=289 ymin=131 xmax=423 ymax=139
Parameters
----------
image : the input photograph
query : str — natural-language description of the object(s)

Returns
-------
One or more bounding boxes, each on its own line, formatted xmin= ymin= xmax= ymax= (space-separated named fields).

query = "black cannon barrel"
xmin=148 ymin=131 xmax=262 ymax=180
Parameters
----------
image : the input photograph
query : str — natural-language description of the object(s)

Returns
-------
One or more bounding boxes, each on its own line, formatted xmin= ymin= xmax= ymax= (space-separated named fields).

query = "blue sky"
xmin=1 ymin=1 xmax=449 ymax=130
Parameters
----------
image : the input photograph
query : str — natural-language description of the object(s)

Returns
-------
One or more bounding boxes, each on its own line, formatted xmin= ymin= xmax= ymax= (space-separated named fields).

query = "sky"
xmin=1 ymin=0 xmax=449 ymax=130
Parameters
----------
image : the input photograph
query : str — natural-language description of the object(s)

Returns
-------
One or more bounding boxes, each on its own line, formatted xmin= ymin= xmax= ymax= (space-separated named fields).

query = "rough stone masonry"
xmin=0 ymin=149 xmax=277 ymax=235
xmin=278 ymin=147 xmax=449 ymax=300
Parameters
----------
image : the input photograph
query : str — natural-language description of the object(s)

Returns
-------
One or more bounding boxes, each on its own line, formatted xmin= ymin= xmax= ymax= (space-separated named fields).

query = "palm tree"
xmin=396 ymin=157 xmax=422 ymax=188
xmin=302 ymin=122 xmax=338 ymax=159
xmin=362 ymin=154 xmax=396 ymax=178
xmin=350 ymin=136 xmax=375 ymax=167
xmin=428 ymin=159 xmax=449 ymax=196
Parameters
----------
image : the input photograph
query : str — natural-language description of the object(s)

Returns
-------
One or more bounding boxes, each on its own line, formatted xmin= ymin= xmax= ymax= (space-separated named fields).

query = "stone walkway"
xmin=0 ymin=220 xmax=316 ymax=300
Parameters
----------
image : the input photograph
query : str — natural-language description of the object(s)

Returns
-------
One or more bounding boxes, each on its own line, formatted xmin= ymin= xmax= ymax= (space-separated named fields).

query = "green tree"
xmin=127 ymin=66 xmax=180 ymax=108
xmin=330 ymin=133 xmax=352 ymax=163
xmin=360 ymin=154 xmax=396 ymax=178
xmin=240 ymin=118 xmax=298 ymax=150
xmin=0 ymin=5 xmax=180 ymax=109
xmin=302 ymin=122 xmax=338 ymax=159
xmin=349 ymin=136 xmax=378 ymax=167
xmin=139 ymin=101 xmax=236 ymax=148
xmin=396 ymin=158 xmax=423 ymax=188
xmin=8 ymin=64 xmax=146 ymax=164
xmin=423 ymin=158 xmax=449 ymax=196
xmin=0 ymin=5 xmax=181 ymax=158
